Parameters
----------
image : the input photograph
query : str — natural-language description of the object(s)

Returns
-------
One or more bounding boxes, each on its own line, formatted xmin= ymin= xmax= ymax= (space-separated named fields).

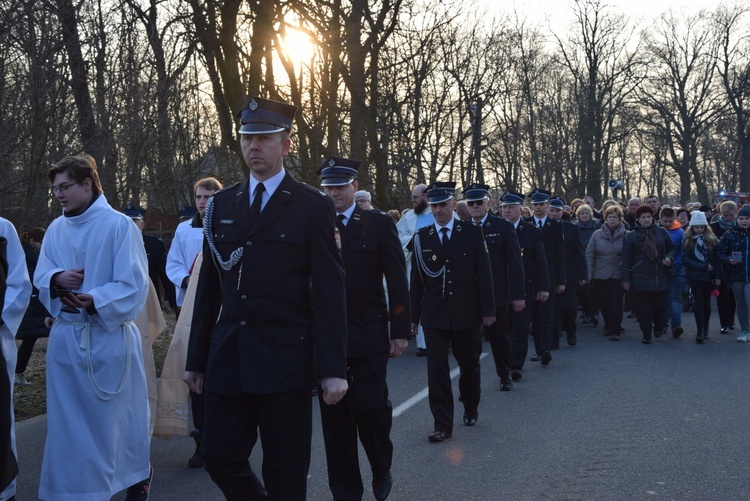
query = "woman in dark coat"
xmin=682 ymin=212 xmax=720 ymax=343
xmin=621 ymin=205 xmax=677 ymax=344
xmin=14 ymin=227 xmax=49 ymax=386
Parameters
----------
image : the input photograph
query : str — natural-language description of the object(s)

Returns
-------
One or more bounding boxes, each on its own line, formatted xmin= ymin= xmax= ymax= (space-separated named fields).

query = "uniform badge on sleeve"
xmin=334 ymin=227 xmax=342 ymax=251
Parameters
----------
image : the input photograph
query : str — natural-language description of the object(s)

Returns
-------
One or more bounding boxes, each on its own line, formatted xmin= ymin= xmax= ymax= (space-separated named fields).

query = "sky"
xmin=481 ymin=0 xmax=717 ymax=35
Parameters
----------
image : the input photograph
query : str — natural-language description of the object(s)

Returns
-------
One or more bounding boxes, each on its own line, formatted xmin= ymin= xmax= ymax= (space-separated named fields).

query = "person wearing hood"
xmin=717 ymin=204 xmax=750 ymax=342
xmin=621 ymin=205 xmax=677 ymax=344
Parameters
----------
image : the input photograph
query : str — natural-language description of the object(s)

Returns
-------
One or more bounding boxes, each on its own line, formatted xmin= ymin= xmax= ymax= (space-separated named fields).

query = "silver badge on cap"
xmin=249 ymin=98 xmax=258 ymax=111
xmin=328 ymin=159 xmax=335 ymax=167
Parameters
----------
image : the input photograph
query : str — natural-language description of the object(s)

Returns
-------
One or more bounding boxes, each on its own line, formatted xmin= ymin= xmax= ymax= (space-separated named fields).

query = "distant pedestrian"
xmin=682 ymin=212 xmax=720 ymax=343
xmin=14 ymin=227 xmax=50 ymax=386
xmin=621 ymin=205 xmax=676 ymax=344
xmin=717 ymin=204 xmax=750 ymax=342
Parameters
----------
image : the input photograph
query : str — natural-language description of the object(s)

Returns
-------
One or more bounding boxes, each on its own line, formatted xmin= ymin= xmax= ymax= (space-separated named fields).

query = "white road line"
xmin=392 ymin=352 xmax=489 ymax=417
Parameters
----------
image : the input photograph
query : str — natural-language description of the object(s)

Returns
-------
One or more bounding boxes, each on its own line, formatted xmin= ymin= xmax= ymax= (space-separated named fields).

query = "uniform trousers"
xmin=485 ymin=307 xmax=512 ymax=380
xmin=203 ymin=388 xmax=311 ymax=501
xmin=424 ymin=326 xmax=481 ymax=433
xmin=318 ymin=353 xmax=392 ymax=501
xmin=531 ymin=293 xmax=555 ymax=354
xmin=510 ymin=296 xmax=534 ymax=370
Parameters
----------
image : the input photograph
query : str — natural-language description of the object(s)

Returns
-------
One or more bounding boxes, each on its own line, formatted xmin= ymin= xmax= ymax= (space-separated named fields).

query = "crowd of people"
xmin=1 ymin=93 xmax=748 ymax=501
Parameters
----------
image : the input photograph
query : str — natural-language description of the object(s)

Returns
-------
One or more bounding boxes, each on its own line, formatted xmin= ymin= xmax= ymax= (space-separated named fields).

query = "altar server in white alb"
xmin=0 ymin=217 xmax=32 ymax=501
xmin=35 ymin=154 xmax=152 ymax=501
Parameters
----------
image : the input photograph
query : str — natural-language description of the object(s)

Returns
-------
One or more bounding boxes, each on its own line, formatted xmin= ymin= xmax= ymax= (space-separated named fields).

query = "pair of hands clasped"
xmin=55 ymin=268 xmax=94 ymax=310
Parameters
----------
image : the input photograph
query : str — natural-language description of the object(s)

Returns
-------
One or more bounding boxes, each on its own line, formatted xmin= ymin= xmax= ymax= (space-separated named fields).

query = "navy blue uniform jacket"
xmin=340 ymin=206 xmax=411 ymax=358
xmin=409 ymin=221 xmax=495 ymax=330
xmin=186 ymin=174 xmax=348 ymax=396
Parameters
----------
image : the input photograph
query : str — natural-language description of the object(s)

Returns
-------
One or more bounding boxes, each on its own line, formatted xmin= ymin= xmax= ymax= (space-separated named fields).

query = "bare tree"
xmin=639 ymin=10 xmax=724 ymax=204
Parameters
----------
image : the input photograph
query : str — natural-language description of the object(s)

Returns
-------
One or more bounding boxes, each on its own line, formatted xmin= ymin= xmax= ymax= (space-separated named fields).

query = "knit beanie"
xmin=738 ymin=205 xmax=750 ymax=218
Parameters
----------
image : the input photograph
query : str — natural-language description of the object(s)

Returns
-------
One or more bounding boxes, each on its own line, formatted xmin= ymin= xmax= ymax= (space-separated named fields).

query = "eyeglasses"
xmin=52 ymin=182 xmax=79 ymax=194
xmin=467 ymin=200 xmax=485 ymax=207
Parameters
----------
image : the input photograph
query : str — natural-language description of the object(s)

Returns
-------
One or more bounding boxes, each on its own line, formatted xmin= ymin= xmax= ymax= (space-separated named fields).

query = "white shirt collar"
xmin=337 ymin=203 xmax=356 ymax=224
xmin=249 ymin=168 xmax=286 ymax=204
xmin=535 ymin=216 xmax=547 ymax=226
xmin=436 ymin=218 xmax=455 ymax=233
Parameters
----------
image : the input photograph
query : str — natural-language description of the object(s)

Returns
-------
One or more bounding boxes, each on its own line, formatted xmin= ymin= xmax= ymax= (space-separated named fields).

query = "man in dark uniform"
xmin=316 ymin=156 xmax=410 ymax=501
xmin=524 ymin=188 xmax=565 ymax=366
xmin=547 ymin=197 xmax=587 ymax=347
xmin=409 ymin=182 xmax=495 ymax=442
xmin=184 ymin=96 xmax=348 ymax=501
xmin=124 ymin=204 xmax=177 ymax=311
xmin=500 ymin=191 xmax=549 ymax=381
xmin=464 ymin=184 xmax=525 ymax=391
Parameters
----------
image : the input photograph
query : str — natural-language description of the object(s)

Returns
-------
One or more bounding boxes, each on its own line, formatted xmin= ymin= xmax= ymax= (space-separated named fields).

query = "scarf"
xmin=636 ymin=223 xmax=659 ymax=259
xmin=693 ymin=235 xmax=707 ymax=263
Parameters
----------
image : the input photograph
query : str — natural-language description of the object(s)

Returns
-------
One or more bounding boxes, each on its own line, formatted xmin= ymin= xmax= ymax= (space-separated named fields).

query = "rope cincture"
xmin=204 ymin=198 xmax=243 ymax=271
xmin=60 ymin=317 xmax=133 ymax=401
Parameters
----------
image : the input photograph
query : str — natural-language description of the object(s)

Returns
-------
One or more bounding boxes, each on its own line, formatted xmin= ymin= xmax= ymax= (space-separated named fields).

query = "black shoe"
xmin=672 ymin=326 xmax=683 ymax=339
xmin=654 ymin=329 xmax=663 ymax=338
xmin=428 ymin=430 xmax=452 ymax=442
xmin=642 ymin=338 xmax=651 ymax=344
xmin=530 ymin=353 xmax=541 ymax=362
xmin=627 ymin=313 xmax=636 ymax=318
xmin=591 ymin=316 xmax=599 ymax=326
xmin=721 ymin=327 xmax=729 ymax=334
xmin=373 ymin=472 xmax=393 ymax=501
xmin=540 ymin=351 xmax=552 ymax=366
xmin=188 ymin=442 xmax=206 ymax=468
xmin=416 ymin=348 xmax=427 ymax=357
xmin=730 ymin=324 xmax=736 ymax=330
xmin=566 ymin=333 xmax=577 ymax=346
xmin=463 ymin=413 xmax=478 ymax=426
xmin=510 ymin=370 xmax=522 ymax=381
xmin=582 ymin=316 xmax=592 ymax=324
xmin=696 ymin=333 xmax=704 ymax=344
xmin=125 ymin=466 xmax=153 ymax=501
xmin=188 ymin=434 xmax=205 ymax=468
xmin=500 ymin=380 xmax=513 ymax=391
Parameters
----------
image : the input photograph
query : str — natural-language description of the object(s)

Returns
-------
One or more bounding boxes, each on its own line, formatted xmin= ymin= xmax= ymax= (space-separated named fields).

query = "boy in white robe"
xmin=0 ymin=217 xmax=32 ymax=501
xmin=35 ymin=154 xmax=151 ymax=501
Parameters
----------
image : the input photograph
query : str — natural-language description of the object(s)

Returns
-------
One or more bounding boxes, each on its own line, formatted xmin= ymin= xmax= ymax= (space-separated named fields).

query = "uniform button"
xmin=280 ymin=233 xmax=286 ymax=238
xmin=448 ymin=281 xmax=452 ymax=284
xmin=449 ymin=292 xmax=453 ymax=296
xmin=245 ymin=241 xmax=252 ymax=246
xmin=445 ymin=259 xmax=450 ymax=263
xmin=240 ymin=321 xmax=246 ymax=326
xmin=241 ymin=295 xmax=247 ymax=300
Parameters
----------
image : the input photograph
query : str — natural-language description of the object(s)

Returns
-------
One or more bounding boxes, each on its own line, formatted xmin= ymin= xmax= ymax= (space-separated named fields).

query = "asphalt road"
xmin=13 ymin=303 xmax=750 ymax=500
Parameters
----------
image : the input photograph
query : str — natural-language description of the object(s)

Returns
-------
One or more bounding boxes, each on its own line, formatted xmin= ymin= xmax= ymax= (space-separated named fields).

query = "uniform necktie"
xmin=251 ymin=183 xmax=265 ymax=222
xmin=440 ymin=227 xmax=449 ymax=249
xmin=538 ymin=219 xmax=543 ymax=228
xmin=337 ymin=214 xmax=346 ymax=228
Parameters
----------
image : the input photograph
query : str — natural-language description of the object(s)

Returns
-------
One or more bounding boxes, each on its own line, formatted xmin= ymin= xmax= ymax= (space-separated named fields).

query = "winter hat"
xmin=689 ymin=211 xmax=708 ymax=226
xmin=738 ymin=205 xmax=750 ymax=218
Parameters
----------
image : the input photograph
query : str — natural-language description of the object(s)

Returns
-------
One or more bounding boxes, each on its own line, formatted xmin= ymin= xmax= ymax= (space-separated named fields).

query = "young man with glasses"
xmin=35 ymin=154 xmax=152 ymax=500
